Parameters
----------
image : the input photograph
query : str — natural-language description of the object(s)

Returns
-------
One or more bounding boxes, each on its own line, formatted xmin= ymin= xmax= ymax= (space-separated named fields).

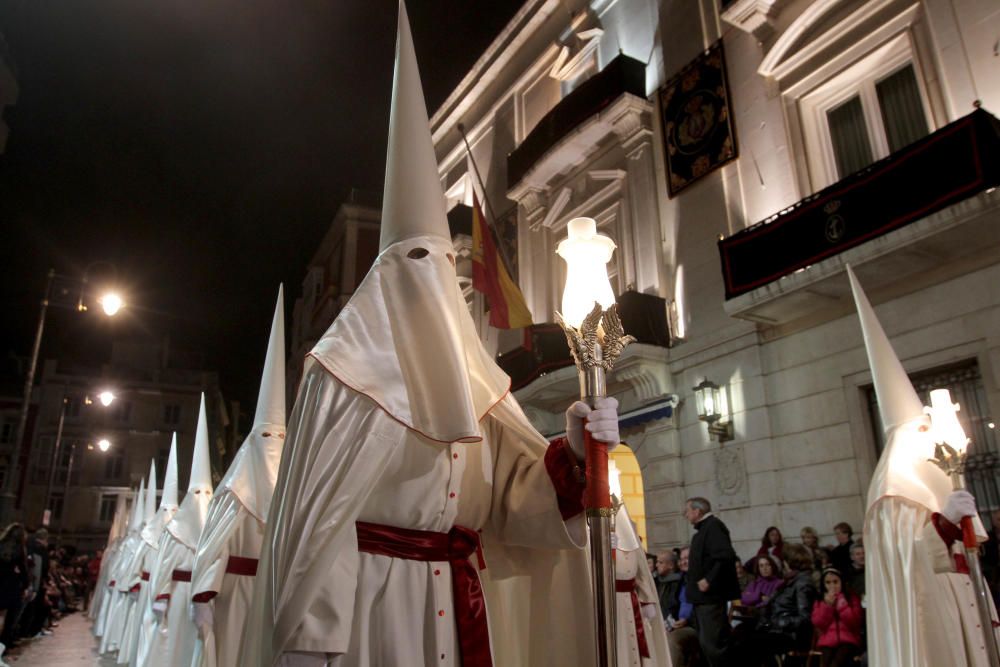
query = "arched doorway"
xmin=609 ymin=444 xmax=648 ymax=550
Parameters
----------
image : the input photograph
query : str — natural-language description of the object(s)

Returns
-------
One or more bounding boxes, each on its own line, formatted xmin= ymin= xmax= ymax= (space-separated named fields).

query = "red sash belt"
xmin=140 ymin=571 xmax=150 ymax=581
xmin=616 ymin=578 xmax=650 ymax=658
xmin=356 ymin=521 xmax=490 ymax=667
xmin=225 ymin=555 xmax=258 ymax=576
xmin=171 ymin=569 xmax=192 ymax=582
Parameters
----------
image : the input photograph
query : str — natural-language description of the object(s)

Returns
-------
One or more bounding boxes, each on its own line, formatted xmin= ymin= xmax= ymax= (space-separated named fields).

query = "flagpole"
xmin=456 ymin=122 xmax=517 ymax=278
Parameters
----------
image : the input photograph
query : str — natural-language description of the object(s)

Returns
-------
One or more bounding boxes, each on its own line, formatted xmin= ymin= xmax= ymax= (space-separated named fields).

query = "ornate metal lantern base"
xmin=557 ymin=303 xmax=635 ymax=667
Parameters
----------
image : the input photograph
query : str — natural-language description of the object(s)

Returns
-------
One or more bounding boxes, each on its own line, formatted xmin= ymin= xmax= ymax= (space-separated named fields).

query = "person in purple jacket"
xmin=741 ymin=554 xmax=783 ymax=608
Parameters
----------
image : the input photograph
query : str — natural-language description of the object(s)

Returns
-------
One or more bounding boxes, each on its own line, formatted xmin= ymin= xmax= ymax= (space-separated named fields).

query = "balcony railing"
xmin=507 ymin=54 xmax=647 ymax=190
xmin=719 ymin=109 xmax=1000 ymax=299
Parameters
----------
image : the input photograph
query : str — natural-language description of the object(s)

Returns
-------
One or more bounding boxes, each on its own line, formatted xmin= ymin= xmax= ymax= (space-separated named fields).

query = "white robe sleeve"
xmin=191 ymin=491 xmax=244 ymax=603
xmin=240 ymin=365 xmax=403 ymax=666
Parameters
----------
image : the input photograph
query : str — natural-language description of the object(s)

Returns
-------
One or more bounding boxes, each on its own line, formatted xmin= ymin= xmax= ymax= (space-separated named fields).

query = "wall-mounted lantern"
xmin=693 ymin=378 xmax=733 ymax=442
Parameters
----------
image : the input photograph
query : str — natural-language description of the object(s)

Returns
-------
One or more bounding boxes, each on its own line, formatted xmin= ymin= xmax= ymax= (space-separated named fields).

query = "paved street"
xmin=3 ymin=613 xmax=113 ymax=667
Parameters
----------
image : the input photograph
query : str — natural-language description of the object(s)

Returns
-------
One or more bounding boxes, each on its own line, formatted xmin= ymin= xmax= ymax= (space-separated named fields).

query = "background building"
xmin=22 ymin=339 xmax=231 ymax=551
xmin=430 ymin=0 xmax=1000 ymax=556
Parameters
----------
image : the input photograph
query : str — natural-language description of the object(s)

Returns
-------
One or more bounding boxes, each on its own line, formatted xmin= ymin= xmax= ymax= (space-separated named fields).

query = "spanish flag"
xmin=472 ymin=195 xmax=532 ymax=329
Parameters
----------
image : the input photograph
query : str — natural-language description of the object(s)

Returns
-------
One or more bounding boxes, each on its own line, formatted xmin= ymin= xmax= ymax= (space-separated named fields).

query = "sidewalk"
xmin=4 ymin=612 xmax=115 ymax=666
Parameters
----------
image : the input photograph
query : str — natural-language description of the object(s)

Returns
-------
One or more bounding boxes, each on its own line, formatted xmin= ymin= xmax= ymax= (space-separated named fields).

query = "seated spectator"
xmin=735 ymin=543 xmax=817 ymax=663
xmin=828 ymin=522 xmax=854 ymax=575
xmin=740 ymin=555 xmax=782 ymax=609
xmin=654 ymin=551 xmax=682 ymax=621
xmin=735 ymin=557 xmax=755 ymax=592
xmin=799 ymin=526 xmax=825 ymax=570
xmin=811 ymin=567 xmax=863 ymax=666
xmin=647 ymin=552 xmax=657 ymax=576
xmin=756 ymin=526 xmax=785 ymax=562
xmin=666 ymin=546 xmax=702 ymax=667
xmin=845 ymin=542 xmax=865 ymax=599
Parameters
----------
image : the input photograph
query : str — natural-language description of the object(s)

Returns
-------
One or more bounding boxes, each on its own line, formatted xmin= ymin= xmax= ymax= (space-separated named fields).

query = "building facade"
xmin=430 ymin=0 xmax=1000 ymax=557
xmin=0 ymin=30 xmax=16 ymax=154
xmin=23 ymin=340 xmax=231 ymax=551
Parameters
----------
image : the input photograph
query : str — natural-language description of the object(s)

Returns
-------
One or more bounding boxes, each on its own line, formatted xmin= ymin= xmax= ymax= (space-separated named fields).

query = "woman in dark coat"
xmin=736 ymin=543 xmax=817 ymax=665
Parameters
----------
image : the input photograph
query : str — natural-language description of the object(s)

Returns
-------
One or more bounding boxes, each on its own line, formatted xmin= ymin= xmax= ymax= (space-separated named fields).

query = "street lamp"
xmin=97 ymin=438 xmax=112 ymax=452
xmin=2 ymin=265 xmax=125 ymax=523
xmin=98 ymin=391 xmax=116 ymax=407
xmin=926 ymin=388 xmax=1000 ymax=665
xmin=97 ymin=293 xmax=124 ymax=317
xmin=555 ymin=216 xmax=635 ymax=667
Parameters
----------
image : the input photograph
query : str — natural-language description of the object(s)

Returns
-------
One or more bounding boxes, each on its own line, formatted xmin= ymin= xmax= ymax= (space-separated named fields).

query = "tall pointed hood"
xmin=107 ymin=492 xmax=128 ymax=545
xmin=166 ymin=393 xmax=214 ymax=549
xmin=145 ymin=460 xmax=157 ymax=524
xmin=217 ymin=285 xmax=288 ymax=522
xmin=161 ymin=433 xmax=179 ymax=510
xmin=129 ymin=479 xmax=145 ymax=533
xmin=308 ymin=1 xmax=510 ymax=443
xmin=254 ymin=284 xmax=286 ymax=429
xmin=378 ymin=0 xmax=451 ymax=250
xmin=847 ymin=265 xmax=953 ymax=517
xmin=847 ymin=266 xmax=924 ymax=431
xmin=189 ymin=394 xmax=213 ymax=493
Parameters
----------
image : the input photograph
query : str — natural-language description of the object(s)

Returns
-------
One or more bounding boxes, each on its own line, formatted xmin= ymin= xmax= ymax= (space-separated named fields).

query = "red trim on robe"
xmin=356 ymin=521 xmax=491 ymax=667
xmin=931 ymin=513 xmax=971 ymax=575
xmin=616 ymin=577 xmax=651 ymax=658
xmin=545 ymin=437 xmax=586 ymax=520
xmin=191 ymin=591 xmax=217 ymax=604
xmin=171 ymin=569 xmax=192 ymax=582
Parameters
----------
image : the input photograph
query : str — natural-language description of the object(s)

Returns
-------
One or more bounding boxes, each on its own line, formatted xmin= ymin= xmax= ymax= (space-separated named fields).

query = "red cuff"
xmin=191 ymin=591 xmax=218 ymax=603
xmin=545 ymin=438 xmax=586 ymax=520
xmin=129 ymin=583 xmax=140 ymax=593
xmin=154 ymin=593 xmax=170 ymax=602
xmin=932 ymin=512 xmax=962 ymax=547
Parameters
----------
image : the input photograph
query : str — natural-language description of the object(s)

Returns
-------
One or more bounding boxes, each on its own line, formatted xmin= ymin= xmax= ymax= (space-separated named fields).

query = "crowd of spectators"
xmin=0 ymin=524 xmax=101 ymax=665
xmin=648 ymin=505 xmax=1000 ymax=666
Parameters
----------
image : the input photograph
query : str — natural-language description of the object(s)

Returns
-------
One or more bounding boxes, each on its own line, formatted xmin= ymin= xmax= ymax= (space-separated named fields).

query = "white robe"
xmin=92 ymin=539 xmax=122 ymax=637
xmin=241 ymin=366 xmax=597 ymax=666
xmin=866 ymin=496 xmax=1000 ymax=666
xmin=101 ymin=532 xmax=142 ymax=654
xmin=615 ymin=548 xmax=671 ymax=667
xmin=115 ymin=537 xmax=149 ymax=664
xmin=141 ymin=531 xmax=199 ymax=667
xmin=189 ymin=491 xmax=265 ymax=667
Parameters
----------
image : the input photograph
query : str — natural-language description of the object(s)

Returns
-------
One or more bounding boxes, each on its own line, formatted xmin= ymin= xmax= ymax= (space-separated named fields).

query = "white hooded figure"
xmin=611 ymin=488 xmax=670 ymax=667
xmin=101 ymin=478 xmax=145 ymax=655
xmin=92 ymin=493 xmax=129 ymax=637
xmin=130 ymin=437 xmax=180 ymax=667
xmin=116 ymin=459 xmax=160 ymax=664
xmin=239 ymin=3 xmax=620 ymax=666
xmin=141 ymin=395 xmax=214 ymax=667
xmin=849 ymin=266 xmax=1000 ymax=666
xmin=189 ymin=286 xmax=287 ymax=667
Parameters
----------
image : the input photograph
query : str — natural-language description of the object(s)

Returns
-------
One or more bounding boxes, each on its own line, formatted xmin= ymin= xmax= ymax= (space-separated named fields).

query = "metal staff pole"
xmin=43 ymin=395 xmax=69 ymax=527
xmin=557 ymin=304 xmax=634 ymax=667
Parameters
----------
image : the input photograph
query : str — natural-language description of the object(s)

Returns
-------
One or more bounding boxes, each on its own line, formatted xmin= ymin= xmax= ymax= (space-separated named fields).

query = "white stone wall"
xmin=433 ymin=0 xmax=1000 ymax=559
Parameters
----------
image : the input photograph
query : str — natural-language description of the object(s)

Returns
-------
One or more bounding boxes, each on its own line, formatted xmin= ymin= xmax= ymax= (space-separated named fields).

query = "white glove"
xmin=642 ymin=604 xmax=658 ymax=621
xmin=942 ymin=490 xmax=977 ymax=525
xmin=191 ymin=601 xmax=214 ymax=637
xmin=152 ymin=599 xmax=168 ymax=622
xmin=566 ymin=397 xmax=620 ymax=461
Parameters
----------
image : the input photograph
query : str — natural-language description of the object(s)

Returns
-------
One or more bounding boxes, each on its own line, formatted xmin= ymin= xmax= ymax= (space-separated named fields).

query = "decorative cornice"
xmin=721 ymin=0 xmax=791 ymax=41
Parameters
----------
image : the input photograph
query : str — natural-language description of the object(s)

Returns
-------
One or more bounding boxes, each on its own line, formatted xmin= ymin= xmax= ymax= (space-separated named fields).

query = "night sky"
xmin=0 ymin=1 xmax=522 ymax=422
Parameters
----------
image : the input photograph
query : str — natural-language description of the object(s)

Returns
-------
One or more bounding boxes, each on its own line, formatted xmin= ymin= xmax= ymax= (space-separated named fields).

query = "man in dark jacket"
xmin=685 ymin=497 xmax=739 ymax=666
xmin=654 ymin=550 xmax=682 ymax=620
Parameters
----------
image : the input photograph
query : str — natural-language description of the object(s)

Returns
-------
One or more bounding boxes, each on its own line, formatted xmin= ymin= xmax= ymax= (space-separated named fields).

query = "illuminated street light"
xmin=98 ymin=390 xmax=116 ymax=407
xmin=97 ymin=438 xmax=112 ymax=452
xmin=99 ymin=292 xmax=124 ymax=316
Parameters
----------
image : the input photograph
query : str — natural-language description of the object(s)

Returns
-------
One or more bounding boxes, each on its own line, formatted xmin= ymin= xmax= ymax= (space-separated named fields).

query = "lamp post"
xmin=555 ymin=217 xmax=635 ymax=667
xmin=926 ymin=388 xmax=1000 ymax=667
xmin=1 ymin=267 xmax=124 ymax=523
